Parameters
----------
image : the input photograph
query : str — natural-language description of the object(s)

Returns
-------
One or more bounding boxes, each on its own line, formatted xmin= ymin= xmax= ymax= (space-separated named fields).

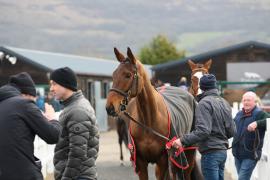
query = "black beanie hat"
xmin=199 ymin=74 xmax=217 ymax=91
xmin=50 ymin=67 xmax=77 ymax=91
xmin=9 ymin=72 xmax=37 ymax=97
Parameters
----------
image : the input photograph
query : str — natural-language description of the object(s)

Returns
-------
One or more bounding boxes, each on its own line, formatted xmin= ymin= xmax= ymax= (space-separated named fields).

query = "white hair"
xmin=242 ymin=91 xmax=257 ymax=101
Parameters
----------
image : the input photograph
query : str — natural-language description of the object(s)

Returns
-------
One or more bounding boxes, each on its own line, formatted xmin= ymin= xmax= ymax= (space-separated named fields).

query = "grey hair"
xmin=242 ymin=91 xmax=257 ymax=101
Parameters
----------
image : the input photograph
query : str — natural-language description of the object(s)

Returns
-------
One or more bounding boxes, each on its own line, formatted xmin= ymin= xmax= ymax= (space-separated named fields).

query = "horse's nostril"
xmin=106 ymin=106 xmax=116 ymax=116
xmin=120 ymin=105 xmax=126 ymax=111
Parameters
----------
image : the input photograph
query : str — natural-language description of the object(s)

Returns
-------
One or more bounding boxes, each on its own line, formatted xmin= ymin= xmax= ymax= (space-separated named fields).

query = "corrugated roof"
xmin=5 ymin=47 xmax=152 ymax=77
xmin=152 ymin=41 xmax=270 ymax=71
xmin=8 ymin=47 xmax=119 ymax=76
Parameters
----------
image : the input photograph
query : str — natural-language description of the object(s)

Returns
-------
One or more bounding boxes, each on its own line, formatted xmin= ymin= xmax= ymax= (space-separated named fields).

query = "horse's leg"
xmin=155 ymin=154 xmax=169 ymax=180
xmin=117 ymin=118 xmax=124 ymax=162
xmin=189 ymin=150 xmax=204 ymax=180
xmin=119 ymin=138 xmax=123 ymax=162
xmin=137 ymin=158 xmax=148 ymax=180
xmin=191 ymin=160 xmax=204 ymax=180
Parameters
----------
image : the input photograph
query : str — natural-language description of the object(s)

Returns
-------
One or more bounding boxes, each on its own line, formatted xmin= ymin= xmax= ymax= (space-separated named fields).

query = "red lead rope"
xmin=166 ymin=136 xmax=198 ymax=170
xmin=166 ymin=137 xmax=198 ymax=153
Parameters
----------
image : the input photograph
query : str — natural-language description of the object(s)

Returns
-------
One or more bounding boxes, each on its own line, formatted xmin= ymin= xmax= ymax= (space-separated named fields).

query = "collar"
xmin=0 ymin=85 xmax=21 ymax=102
xmin=242 ymin=106 xmax=256 ymax=117
xmin=61 ymin=90 xmax=83 ymax=107
xmin=196 ymin=88 xmax=219 ymax=101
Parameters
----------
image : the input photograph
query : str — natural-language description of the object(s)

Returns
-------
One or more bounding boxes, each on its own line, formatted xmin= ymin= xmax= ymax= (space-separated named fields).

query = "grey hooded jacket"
xmin=182 ymin=89 xmax=236 ymax=153
xmin=54 ymin=91 xmax=99 ymax=180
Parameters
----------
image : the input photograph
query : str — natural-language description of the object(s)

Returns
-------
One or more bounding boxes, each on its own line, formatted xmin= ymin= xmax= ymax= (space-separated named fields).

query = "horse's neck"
xmin=135 ymin=78 xmax=159 ymax=126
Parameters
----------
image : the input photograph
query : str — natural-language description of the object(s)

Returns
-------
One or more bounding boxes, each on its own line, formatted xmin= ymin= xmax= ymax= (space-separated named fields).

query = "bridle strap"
xmin=130 ymin=69 xmax=139 ymax=97
xmin=109 ymin=62 xmax=139 ymax=103
xmin=122 ymin=112 xmax=170 ymax=141
xmin=110 ymin=88 xmax=128 ymax=98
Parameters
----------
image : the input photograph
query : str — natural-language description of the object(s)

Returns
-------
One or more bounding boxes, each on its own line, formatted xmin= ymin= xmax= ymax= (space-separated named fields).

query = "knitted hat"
xmin=9 ymin=72 xmax=37 ymax=97
xmin=199 ymin=74 xmax=217 ymax=91
xmin=50 ymin=67 xmax=77 ymax=91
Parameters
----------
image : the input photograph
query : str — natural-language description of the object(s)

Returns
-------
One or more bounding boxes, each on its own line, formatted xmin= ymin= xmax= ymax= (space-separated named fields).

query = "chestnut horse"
xmin=187 ymin=59 xmax=257 ymax=105
xmin=188 ymin=59 xmax=212 ymax=97
xmin=106 ymin=47 xmax=199 ymax=180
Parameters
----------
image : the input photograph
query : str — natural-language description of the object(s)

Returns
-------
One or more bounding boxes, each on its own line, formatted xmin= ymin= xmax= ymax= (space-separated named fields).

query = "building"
xmin=152 ymin=41 xmax=270 ymax=86
xmin=0 ymin=46 xmax=152 ymax=131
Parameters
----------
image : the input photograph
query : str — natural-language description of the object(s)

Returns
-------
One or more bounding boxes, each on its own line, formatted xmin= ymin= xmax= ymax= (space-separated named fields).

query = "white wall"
xmin=34 ymin=137 xmax=55 ymax=179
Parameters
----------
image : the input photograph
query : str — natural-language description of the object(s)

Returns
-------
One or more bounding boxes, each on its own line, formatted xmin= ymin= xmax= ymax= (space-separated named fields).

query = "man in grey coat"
xmin=172 ymin=74 xmax=236 ymax=180
xmin=50 ymin=67 xmax=99 ymax=180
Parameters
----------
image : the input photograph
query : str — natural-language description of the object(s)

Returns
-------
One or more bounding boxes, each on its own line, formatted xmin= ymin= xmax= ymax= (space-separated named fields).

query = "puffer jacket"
xmin=54 ymin=91 xmax=99 ymax=180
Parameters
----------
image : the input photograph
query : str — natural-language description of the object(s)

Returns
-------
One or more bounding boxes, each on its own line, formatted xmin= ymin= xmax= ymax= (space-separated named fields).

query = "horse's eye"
xmin=125 ymin=73 xmax=131 ymax=79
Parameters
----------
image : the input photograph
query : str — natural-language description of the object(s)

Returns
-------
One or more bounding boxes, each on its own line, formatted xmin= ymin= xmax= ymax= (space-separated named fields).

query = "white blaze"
xmin=193 ymin=71 xmax=203 ymax=95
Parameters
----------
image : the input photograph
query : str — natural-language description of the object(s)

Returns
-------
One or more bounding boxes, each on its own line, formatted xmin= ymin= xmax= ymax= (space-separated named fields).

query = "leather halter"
xmin=109 ymin=59 xmax=139 ymax=111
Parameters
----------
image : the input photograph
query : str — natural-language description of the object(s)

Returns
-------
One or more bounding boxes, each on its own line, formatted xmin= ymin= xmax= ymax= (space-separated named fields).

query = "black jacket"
xmin=0 ymin=85 xmax=61 ymax=180
xmin=182 ymin=89 xmax=236 ymax=153
xmin=232 ymin=107 xmax=267 ymax=160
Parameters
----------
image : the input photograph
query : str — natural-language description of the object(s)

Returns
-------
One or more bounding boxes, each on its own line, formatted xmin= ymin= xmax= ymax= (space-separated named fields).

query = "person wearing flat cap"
xmin=49 ymin=67 xmax=99 ymax=180
xmin=171 ymin=74 xmax=236 ymax=180
xmin=0 ymin=72 xmax=61 ymax=180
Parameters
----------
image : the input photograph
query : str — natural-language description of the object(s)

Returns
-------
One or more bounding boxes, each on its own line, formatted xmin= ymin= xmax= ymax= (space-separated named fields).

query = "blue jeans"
xmin=234 ymin=157 xmax=257 ymax=180
xmin=201 ymin=150 xmax=227 ymax=180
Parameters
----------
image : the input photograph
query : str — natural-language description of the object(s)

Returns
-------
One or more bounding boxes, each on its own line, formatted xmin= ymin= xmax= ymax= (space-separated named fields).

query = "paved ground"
xmin=97 ymin=130 xmax=234 ymax=180
xmin=46 ymin=130 xmax=234 ymax=180
xmin=97 ymin=130 xmax=155 ymax=180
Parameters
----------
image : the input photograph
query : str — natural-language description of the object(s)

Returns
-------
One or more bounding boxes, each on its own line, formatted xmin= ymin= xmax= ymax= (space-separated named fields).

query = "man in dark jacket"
xmin=172 ymin=74 xmax=236 ymax=180
xmin=50 ymin=67 xmax=99 ymax=180
xmin=0 ymin=72 xmax=61 ymax=180
xmin=232 ymin=91 xmax=268 ymax=180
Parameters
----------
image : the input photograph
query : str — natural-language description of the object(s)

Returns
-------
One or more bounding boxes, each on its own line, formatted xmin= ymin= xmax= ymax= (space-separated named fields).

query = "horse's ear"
xmin=114 ymin=47 xmax=125 ymax=62
xmin=188 ymin=59 xmax=197 ymax=70
xmin=127 ymin=47 xmax=136 ymax=65
xmin=204 ymin=59 xmax=212 ymax=70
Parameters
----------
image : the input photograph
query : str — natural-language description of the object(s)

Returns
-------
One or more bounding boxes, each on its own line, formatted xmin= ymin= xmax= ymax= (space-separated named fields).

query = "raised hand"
xmin=44 ymin=103 xmax=56 ymax=121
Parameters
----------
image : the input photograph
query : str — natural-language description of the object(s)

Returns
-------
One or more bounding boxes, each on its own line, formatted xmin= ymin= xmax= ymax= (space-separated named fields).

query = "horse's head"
xmin=106 ymin=47 xmax=144 ymax=117
xmin=188 ymin=59 xmax=212 ymax=96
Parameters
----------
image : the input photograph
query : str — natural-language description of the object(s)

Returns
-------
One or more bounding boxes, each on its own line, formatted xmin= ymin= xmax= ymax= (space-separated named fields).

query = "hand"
xmin=172 ymin=138 xmax=182 ymax=149
xmin=247 ymin=122 xmax=257 ymax=132
xmin=44 ymin=103 xmax=56 ymax=121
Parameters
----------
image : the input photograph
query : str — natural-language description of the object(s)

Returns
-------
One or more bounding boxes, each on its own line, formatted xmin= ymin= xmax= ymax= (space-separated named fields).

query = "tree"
xmin=139 ymin=34 xmax=185 ymax=65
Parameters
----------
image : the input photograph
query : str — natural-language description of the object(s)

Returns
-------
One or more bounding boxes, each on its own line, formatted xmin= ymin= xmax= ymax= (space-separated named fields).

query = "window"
xmin=101 ymin=81 xmax=109 ymax=99
xmin=87 ymin=81 xmax=95 ymax=108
